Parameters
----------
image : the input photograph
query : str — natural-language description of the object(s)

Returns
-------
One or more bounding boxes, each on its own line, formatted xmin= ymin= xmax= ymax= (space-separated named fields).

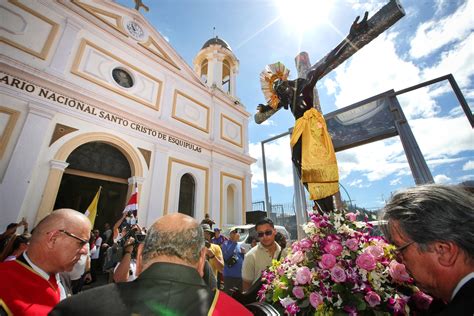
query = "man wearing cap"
xmin=202 ymin=224 xmax=224 ymax=279
xmin=211 ymin=227 xmax=227 ymax=246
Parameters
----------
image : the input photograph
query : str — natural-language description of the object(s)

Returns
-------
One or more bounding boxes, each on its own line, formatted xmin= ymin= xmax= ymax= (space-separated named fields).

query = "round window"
xmin=112 ymin=68 xmax=134 ymax=88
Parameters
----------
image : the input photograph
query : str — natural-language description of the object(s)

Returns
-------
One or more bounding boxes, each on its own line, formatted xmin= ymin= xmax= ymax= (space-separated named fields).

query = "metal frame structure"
xmin=260 ymin=74 xmax=472 ymax=239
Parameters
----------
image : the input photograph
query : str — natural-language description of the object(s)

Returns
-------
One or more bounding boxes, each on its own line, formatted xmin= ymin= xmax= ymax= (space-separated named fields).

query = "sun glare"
xmin=276 ymin=0 xmax=333 ymax=32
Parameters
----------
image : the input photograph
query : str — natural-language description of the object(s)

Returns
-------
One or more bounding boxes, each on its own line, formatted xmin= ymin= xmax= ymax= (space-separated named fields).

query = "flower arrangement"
xmin=258 ymin=210 xmax=433 ymax=315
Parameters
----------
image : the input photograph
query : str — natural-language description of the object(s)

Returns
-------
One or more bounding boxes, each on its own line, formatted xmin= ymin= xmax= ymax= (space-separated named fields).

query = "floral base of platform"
xmin=258 ymin=210 xmax=433 ymax=315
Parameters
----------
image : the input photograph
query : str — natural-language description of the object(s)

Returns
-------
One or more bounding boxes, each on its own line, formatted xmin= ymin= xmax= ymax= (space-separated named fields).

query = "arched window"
xmin=178 ymin=173 xmax=195 ymax=217
xmin=200 ymin=60 xmax=208 ymax=84
xmin=227 ymin=185 xmax=236 ymax=224
xmin=222 ymin=59 xmax=231 ymax=93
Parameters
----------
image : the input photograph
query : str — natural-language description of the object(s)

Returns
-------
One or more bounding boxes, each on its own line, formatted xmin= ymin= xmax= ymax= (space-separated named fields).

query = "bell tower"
xmin=193 ymin=36 xmax=239 ymax=97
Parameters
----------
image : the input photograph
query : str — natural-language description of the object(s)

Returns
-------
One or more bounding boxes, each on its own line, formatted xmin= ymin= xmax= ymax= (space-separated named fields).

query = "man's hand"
xmin=349 ymin=11 xmax=369 ymax=38
xmin=124 ymin=237 xmax=135 ymax=252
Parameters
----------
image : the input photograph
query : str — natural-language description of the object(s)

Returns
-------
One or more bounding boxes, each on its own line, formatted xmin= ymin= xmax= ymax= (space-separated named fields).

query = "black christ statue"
xmin=257 ymin=13 xmax=369 ymax=213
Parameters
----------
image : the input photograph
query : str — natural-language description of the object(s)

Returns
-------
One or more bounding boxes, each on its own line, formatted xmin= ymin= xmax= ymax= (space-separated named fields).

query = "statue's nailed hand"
xmin=349 ymin=11 xmax=369 ymax=38
xmin=257 ymin=104 xmax=272 ymax=113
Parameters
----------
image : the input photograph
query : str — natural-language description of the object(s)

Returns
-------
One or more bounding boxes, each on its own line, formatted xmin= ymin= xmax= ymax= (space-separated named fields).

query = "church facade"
xmin=0 ymin=0 xmax=255 ymax=230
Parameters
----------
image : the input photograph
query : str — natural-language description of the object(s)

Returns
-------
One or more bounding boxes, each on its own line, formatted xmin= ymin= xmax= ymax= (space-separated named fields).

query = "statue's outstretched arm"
xmin=305 ymin=12 xmax=369 ymax=90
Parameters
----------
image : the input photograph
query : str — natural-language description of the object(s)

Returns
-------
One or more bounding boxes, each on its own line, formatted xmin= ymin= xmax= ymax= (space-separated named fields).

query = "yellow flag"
xmin=85 ymin=187 xmax=101 ymax=227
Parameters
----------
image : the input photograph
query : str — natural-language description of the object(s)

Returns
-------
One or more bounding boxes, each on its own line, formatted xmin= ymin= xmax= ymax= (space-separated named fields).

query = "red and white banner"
xmin=123 ymin=182 xmax=138 ymax=217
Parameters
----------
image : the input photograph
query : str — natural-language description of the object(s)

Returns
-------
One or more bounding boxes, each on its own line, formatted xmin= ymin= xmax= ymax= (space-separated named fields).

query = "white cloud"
xmin=421 ymin=33 xmax=474 ymax=91
xmin=409 ymin=0 xmax=474 ymax=59
xmin=325 ymin=33 xmax=423 ymax=111
xmin=260 ymin=119 xmax=276 ymax=126
xmin=347 ymin=0 xmax=384 ymax=13
xmin=249 ymin=137 xmax=293 ymax=188
xmin=463 ymin=160 xmax=474 ymax=171
xmin=409 ymin=116 xmax=474 ymax=160
xmin=434 ymin=174 xmax=452 ymax=184
xmin=457 ymin=174 xmax=474 ymax=182
xmin=390 ymin=178 xmax=402 ymax=186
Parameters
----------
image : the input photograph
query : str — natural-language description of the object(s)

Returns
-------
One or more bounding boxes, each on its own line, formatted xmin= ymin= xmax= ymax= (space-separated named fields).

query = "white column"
xmin=214 ymin=55 xmax=224 ymax=89
xmin=0 ymin=103 xmax=54 ymax=228
xmin=230 ymin=68 xmax=237 ymax=97
xmin=244 ymin=171 xmax=253 ymax=224
xmin=206 ymin=53 xmax=216 ymax=87
xmin=210 ymin=161 xmax=221 ymax=227
xmin=145 ymin=145 xmax=169 ymax=226
xmin=49 ymin=18 xmax=81 ymax=76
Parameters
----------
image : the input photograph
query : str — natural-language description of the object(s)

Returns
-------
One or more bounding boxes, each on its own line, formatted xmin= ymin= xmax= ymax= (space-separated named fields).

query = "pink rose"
xmin=365 ymin=245 xmax=384 ymax=260
xmin=365 ymin=291 xmax=381 ymax=307
xmin=356 ymin=253 xmax=377 ymax=271
xmin=389 ymin=260 xmax=411 ymax=282
xmin=346 ymin=212 xmax=357 ymax=222
xmin=330 ymin=265 xmax=347 ymax=283
xmin=345 ymin=238 xmax=359 ymax=251
xmin=309 ymin=292 xmax=323 ymax=308
xmin=295 ymin=266 xmax=312 ymax=285
xmin=324 ymin=241 xmax=343 ymax=256
xmin=319 ymin=253 xmax=337 ymax=269
xmin=290 ymin=251 xmax=305 ymax=264
xmin=411 ymin=291 xmax=433 ymax=310
xmin=299 ymin=238 xmax=313 ymax=250
xmin=292 ymin=286 xmax=305 ymax=299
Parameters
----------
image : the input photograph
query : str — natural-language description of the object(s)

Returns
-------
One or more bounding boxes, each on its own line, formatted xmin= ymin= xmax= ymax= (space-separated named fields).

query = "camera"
xmin=121 ymin=225 xmax=146 ymax=246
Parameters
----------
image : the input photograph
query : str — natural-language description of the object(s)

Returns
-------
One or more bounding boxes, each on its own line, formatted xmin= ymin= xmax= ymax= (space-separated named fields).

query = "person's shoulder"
xmin=244 ymin=245 xmax=259 ymax=258
xmin=50 ymin=283 xmax=122 ymax=314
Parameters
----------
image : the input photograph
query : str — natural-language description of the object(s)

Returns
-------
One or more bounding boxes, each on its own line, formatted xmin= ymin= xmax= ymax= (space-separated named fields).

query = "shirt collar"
xmin=451 ymin=272 xmax=474 ymax=301
xmin=23 ymin=252 xmax=50 ymax=280
xmin=257 ymin=241 xmax=281 ymax=257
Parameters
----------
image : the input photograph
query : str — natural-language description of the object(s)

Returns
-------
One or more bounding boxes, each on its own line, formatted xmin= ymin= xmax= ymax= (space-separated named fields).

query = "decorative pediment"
xmin=71 ymin=0 xmax=186 ymax=73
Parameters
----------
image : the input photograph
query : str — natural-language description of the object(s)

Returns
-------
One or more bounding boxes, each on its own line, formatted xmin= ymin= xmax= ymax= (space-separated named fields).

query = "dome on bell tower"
xmin=201 ymin=36 xmax=232 ymax=51
xmin=193 ymin=36 xmax=239 ymax=97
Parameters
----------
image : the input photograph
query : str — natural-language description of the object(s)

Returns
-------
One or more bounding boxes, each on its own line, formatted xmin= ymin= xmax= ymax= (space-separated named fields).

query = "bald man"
xmin=0 ymin=209 xmax=91 ymax=315
xmin=50 ymin=213 xmax=251 ymax=316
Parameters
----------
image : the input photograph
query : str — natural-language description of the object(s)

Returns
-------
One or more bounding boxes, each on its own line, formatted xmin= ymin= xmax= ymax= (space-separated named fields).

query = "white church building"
xmin=0 ymin=0 xmax=255 ymax=230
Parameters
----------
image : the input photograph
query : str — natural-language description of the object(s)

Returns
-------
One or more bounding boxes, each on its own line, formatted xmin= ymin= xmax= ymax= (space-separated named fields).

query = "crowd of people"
xmin=0 ymin=184 xmax=472 ymax=315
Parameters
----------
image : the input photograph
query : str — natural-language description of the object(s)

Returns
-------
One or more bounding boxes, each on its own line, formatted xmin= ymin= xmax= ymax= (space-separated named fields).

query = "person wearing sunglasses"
xmin=0 ymin=208 xmax=91 ymax=315
xmin=381 ymin=184 xmax=474 ymax=315
xmin=242 ymin=218 xmax=283 ymax=292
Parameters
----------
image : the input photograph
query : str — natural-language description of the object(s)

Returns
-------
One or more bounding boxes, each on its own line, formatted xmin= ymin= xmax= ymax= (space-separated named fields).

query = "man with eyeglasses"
xmin=382 ymin=184 xmax=474 ymax=315
xmin=242 ymin=218 xmax=283 ymax=291
xmin=0 ymin=208 xmax=90 ymax=315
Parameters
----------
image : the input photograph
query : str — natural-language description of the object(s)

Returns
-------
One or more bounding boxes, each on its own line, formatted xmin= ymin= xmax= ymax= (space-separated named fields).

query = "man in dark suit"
xmin=382 ymin=184 xmax=474 ymax=315
xmin=50 ymin=213 xmax=251 ymax=316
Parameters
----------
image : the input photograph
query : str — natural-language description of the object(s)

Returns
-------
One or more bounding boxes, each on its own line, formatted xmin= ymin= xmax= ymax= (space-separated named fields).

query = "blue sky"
xmin=117 ymin=0 xmax=473 ymax=211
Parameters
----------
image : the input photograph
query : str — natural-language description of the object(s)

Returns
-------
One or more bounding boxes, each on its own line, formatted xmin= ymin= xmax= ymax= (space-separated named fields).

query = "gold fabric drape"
xmin=290 ymin=108 xmax=339 ymax=200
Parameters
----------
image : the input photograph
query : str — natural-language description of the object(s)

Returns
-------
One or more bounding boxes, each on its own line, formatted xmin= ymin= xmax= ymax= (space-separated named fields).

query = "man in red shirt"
xmin=50 ymin=213 xmax=251 ymax=315
xmin=0 ymin=209 xmax=91 ymax=315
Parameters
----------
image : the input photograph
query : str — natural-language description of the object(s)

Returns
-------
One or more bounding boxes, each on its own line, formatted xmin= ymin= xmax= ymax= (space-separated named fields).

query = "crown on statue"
xmin=259 ymin=62 xmax=290 ymax=110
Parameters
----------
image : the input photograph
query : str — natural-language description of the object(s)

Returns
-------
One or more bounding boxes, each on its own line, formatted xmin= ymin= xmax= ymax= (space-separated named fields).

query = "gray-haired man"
xmin=382 ymin=184 xmax=474 ymax=315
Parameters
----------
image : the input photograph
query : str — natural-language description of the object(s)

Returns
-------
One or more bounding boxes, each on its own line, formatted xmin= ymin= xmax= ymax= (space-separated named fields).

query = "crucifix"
xmin=256 ymin=0 xmax=405 ymax=213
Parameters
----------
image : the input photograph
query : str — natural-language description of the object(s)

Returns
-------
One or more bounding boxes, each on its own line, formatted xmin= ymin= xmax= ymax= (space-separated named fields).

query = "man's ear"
xmin=197 ymin=247 xmax=207 ymax=277
xmin=434 ymin=241 xmax=459 ymax=267
xmin=45 ymin=231 xmax=58 ymax=249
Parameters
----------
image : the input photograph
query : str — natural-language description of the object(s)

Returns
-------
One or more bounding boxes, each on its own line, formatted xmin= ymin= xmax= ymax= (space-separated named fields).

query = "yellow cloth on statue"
xmin=290 ymin=108 xmax=339 ymax=200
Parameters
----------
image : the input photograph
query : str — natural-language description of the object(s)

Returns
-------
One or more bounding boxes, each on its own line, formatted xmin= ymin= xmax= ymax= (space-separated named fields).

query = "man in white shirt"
xmin=89 ymin=229 xmax=102 ymax=283
xmin=242 ymin=218 xmax=282 ymax=291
